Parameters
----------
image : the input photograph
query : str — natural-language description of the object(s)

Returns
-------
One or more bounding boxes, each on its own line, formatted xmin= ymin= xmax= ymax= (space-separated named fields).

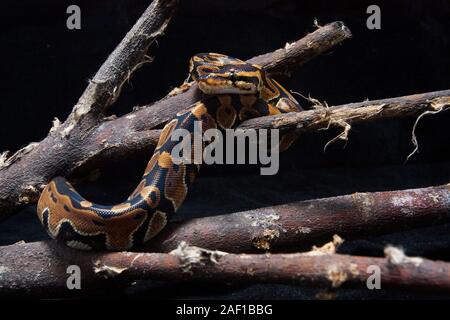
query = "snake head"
xmin=190 ymin=53 xmax=264 ymax=95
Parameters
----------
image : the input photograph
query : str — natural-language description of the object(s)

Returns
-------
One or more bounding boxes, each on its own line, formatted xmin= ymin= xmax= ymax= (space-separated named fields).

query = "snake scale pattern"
xmin=37 ymin=53 xmax=302 ymax=251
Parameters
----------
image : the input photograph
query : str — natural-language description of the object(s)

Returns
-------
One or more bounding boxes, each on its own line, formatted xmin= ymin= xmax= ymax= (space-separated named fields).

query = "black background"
xmin=0 ymin=0 xmax=450 ymax=299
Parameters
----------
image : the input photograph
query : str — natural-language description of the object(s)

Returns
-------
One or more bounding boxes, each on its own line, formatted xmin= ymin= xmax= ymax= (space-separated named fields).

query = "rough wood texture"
xmin=0 ymin=21 xmax=352 ymax=222
xmin=3 ymin=183 xmax=450 ymax=297
xmin=1 ymin=241 xmax=449 ymax=297
xmin=67 ymin=0 xmax=178 ymax=122
xmin=247 ymin=21 xmax=352 ymax=76
xmin=238 ymin=90 xmax=450 ymax=133
xmin=144 ymin=183 xmax=450 ymax=253
xmin=4 ymin=183 xmax=448 ymax=255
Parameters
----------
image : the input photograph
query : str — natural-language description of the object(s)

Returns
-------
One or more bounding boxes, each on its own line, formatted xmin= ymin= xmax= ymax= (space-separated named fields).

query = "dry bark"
xmin=144 ymin=183 xmax=450 ymax=253
xmin=68 ymin=88 xmax=450 ymax=182
xmin=238 ymin=90 xmax=450 ymax=140
xmin=0 ymin=21 xmax=352 ymax=222
xmin=3 ymin=183 xmax=450 ymax=297
xmin=1 ymin=240 xmax=448 ymax=297
xmin=0 ymin=1 xmax=448 ymax=300
xmin=3 ymin=183 xmax=450 ymax=254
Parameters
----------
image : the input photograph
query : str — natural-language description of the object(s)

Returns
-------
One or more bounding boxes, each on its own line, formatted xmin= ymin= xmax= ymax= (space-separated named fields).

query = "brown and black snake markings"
xmin=37 ymin=53 xmax=302 ymax=251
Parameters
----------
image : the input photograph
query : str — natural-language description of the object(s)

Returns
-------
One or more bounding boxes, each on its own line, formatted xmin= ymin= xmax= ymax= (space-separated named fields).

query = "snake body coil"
xmin=37 ymin=53 xmax=302 ymax=251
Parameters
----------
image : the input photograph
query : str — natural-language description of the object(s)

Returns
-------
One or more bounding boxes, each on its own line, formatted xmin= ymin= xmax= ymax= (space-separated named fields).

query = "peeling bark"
xmin=144 ymin=183 xmax=450 ymax=252
xmin=3 ymin=183 xmax=450 ymax=297
xmin=5 ymin=184 xmax=450 ymax=254
xmin=1 ymin=241 xmax=449 ymax=297
xmin=238 ymin=91 xmax=450 ymax=136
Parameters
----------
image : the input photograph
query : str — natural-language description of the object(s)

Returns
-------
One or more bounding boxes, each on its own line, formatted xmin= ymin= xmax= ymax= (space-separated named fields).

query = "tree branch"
xmin=0 ymin=0 xmax=179 ymax=220
xmin=65 ymin=89 xmax=450 ymax=188
xmin=238 ymin=90 xmax=450 ymax=133
xmin=3 ymin=183 xmax=450 ymax=297
xmin=5 ymin=183 xmax=450 ymax=253
xmin=247 ymin=21 xmax=352 ymax=76
xmin=1 ymin=240 xmax=449 ymax=297
xmin=141 ymin=183 xmax=450 ymax=252
xmin=63 ymin=0 xmax=179 ymax=134
xmin=0 ymin=21 xmax=352 ymax=222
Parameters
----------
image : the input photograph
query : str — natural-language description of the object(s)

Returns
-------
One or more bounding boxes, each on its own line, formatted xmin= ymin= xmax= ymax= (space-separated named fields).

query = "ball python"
xmin=37 ymin=53 xmax=302 ymax=251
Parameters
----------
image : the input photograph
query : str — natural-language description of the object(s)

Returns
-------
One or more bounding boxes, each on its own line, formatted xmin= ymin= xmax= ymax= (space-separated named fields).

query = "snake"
xmin=37 ymin=53 xmax=302 ymax=251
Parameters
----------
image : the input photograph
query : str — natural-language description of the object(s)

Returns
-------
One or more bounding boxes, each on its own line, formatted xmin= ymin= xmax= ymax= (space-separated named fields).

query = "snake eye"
xmin=229 ymin=70 xmax=236 ymax=81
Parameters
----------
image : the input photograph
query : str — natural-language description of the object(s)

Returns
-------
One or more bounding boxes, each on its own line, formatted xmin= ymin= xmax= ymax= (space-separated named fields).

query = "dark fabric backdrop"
xmin=0 ymin=0 xmax=449 ymax=299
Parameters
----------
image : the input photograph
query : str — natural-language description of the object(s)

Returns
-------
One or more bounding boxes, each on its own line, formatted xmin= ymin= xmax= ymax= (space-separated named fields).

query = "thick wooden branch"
xmin=0 ymin=0 xmax=178 ymax=221
xmin=63 ymin=0 xmax=179 ymax=131
xmin=66 ymin=89 xmax=450 ymax=188
xmin=111 ymin=21 xmax=353 ymax=137
xmin=238 ymin=90 xmax=450 ymax=133
xmin=143 ymin=183 xmax=450 ymax=253
xmin=3 ymin=184 xmax=450 ymax=297
xmin=247 ymin=21 xmax=352 ymax=76
xmin=1 ymin=241 xmax=449 ymax=297
xmin=5 ymin=183 xmax=450 ymax=254
xmin=0 ymin=21 xmax=351 ymax=221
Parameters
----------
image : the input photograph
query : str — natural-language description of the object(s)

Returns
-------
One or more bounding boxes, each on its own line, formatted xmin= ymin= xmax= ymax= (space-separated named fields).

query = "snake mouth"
xmin=197 ymin=77 xmax=258 ymax=95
